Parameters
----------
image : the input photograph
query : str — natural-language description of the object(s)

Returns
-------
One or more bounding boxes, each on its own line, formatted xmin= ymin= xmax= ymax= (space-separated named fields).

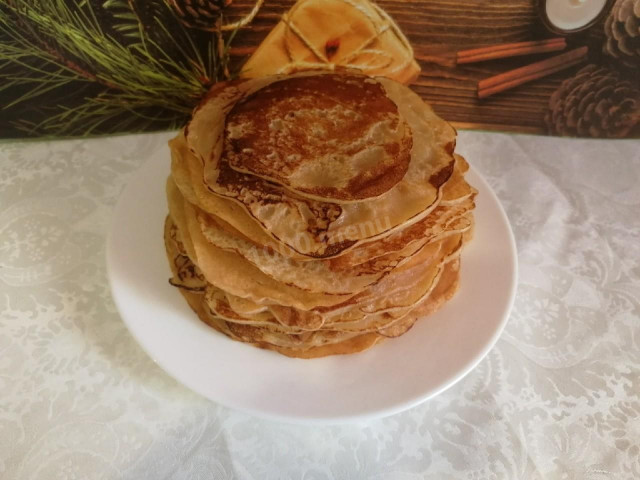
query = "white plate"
xmin=107 ymin=152 xmax=517 ymax=424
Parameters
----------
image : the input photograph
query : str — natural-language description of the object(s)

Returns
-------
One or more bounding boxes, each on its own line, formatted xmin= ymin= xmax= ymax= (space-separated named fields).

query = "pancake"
xmin=169 ymin=179 xmax=356 ymax=310
xmin=173 ymin=138 xmax=472 ymax=266
xmin=200 ymin=233 xmax=462 ymax=333
xmin=195 ymin=197 xmax=467 ymax=296
xmin=195 ymin=206 xmax=384 ymax=295
xmin=378 ymin=258 xmax=460 ymax=338
xmin=224 ymin=74 xmax=412 ymax=202
xmin=181 ymin=72 xmax=456 ymax=258
xmin=171 ymin=133 xmax=309 ymax=262
xmin=186 ymin=258 xmax=461 ymax=359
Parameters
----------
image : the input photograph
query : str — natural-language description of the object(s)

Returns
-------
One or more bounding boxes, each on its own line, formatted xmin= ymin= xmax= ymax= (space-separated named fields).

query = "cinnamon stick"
xmin=458 ymin=38 xmax=565 ymax=58
xmin=457 ymin=38 xmax=566 ymax=64
xmin=477 ymin=46 xmax=588 ymax=99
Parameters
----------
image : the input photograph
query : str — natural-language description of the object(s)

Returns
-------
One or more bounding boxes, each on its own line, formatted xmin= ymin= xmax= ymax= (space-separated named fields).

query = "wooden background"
xmin=224 ymin=0 xmax=608 ymax=134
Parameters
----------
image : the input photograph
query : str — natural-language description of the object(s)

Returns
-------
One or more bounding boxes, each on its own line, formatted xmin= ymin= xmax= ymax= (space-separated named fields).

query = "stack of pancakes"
xmin=165 ymin=72 xmax=477 ymax=358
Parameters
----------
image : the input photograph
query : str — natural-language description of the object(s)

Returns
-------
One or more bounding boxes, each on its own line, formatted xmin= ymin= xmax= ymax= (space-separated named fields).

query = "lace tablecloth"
xmin=1 ymin=131 xmax=639 ymax=479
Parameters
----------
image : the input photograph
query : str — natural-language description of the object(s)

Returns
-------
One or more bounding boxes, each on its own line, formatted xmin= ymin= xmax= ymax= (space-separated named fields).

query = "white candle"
xmin=545 ymin=0 xmax=608 ymax=31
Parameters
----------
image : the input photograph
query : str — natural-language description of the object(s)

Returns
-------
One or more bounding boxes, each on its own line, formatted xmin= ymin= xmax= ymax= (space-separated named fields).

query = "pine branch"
xmin=0 ymin=0 xmax=235 ymax=136
xmin=101 ymin=0 xmax=144 ymax=40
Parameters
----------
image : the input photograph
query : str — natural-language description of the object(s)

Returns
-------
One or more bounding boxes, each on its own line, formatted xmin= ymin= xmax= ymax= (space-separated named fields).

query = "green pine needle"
xmin=0 ymin=0 xmax=235 ymax=136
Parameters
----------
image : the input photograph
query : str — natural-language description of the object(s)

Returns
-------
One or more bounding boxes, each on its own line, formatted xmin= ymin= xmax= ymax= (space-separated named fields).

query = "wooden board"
xmin=2 ymin=0 xmax=630 ymax=138
xmin=224 ymin=0 xmax=607 ymax=134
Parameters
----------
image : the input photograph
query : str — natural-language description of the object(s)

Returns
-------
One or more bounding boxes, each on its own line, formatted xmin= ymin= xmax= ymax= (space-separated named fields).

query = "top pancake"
xmin=224 ymin=75 xmax=412 ymax=202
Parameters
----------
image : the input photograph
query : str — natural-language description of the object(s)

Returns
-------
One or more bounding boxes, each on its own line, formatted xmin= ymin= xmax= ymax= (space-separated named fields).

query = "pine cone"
xmin=545 ymin=64 xmax=640 ymax=138
xmin=167 ymin=0 xmax=232 ymax=30
xmin=603 ymin=0 xmax=640 ymax=67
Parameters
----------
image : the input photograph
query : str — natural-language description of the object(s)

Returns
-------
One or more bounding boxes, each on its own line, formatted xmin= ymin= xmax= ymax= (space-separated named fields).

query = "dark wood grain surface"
xmin=225 ymin=0 xmax=606 ymax=134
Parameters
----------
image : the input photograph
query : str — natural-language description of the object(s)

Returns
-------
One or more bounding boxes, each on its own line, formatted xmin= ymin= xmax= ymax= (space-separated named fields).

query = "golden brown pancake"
xmin=179 ymin=186 xmax=356 ymax=310
xmin=224 ymin=75 xmax=412 ymax=202
xmin=181 ymin=72 xmax=456 ymax=258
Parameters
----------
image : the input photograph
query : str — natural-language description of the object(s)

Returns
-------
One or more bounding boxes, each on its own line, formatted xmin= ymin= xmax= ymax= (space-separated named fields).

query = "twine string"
xmin=217 ymin=0 xmax=265 ymax=31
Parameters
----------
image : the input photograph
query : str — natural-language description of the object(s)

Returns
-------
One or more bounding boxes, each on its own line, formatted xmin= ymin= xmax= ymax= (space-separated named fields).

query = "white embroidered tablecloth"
xmin=1 ymin=131 xmax=639 ymax=479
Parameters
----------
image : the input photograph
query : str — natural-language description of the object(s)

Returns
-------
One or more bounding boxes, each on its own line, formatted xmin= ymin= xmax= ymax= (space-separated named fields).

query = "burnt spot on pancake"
xmin=166 ymin=219 xmax=207 ymax=292
xmin=445 ymin=139 xmax=456 ymax=155
xmin=428 ymin=159 xmax=455 ymax=189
